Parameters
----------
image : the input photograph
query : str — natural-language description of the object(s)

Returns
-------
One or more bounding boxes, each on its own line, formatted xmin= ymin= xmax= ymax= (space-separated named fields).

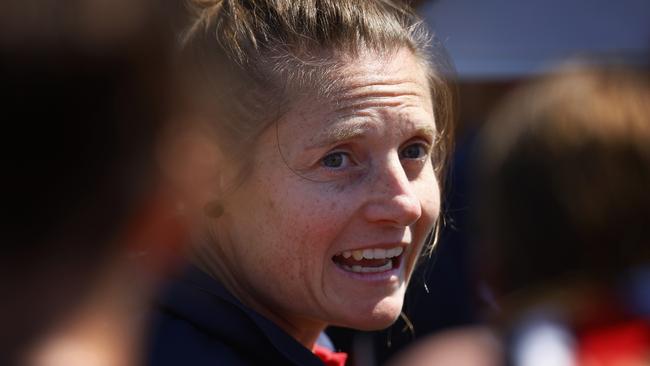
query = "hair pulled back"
xmin=180 ymin=0 xmax=455 ymax=189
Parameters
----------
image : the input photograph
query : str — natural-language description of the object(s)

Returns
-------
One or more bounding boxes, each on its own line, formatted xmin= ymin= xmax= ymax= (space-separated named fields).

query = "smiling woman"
xmin=148 ymin=1 xmax=455 ymax=365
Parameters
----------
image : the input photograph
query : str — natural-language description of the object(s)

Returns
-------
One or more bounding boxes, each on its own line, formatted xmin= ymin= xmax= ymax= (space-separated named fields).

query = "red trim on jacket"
xmin=313 ymin=344 xmax=347 ymax=366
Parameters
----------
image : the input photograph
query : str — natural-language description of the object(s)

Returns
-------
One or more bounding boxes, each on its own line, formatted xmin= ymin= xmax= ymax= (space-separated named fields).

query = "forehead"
xmin=334 ymin=48 xmax=431 ymax=93
xmin=282 ymin=48 xmax=434 ymax=136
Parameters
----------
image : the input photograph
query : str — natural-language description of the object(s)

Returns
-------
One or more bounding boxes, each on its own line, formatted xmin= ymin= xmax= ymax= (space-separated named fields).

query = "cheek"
xmin=272 ymin=175 xmax=351 ymax=221
xmin=423 ymin=186 xmax=441 ymax=222
xmin=254 ymin=182 xmax=342 ymax=261
xmin=245 ymin=185 xmax=351 ymax=305
xmin=417 ymin=172 xmax=441 ymax=224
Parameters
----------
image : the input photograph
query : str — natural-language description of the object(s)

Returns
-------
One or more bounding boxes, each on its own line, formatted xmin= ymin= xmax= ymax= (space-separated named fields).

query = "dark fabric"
xmin=147 ymin=266 xmax=327 ymax=366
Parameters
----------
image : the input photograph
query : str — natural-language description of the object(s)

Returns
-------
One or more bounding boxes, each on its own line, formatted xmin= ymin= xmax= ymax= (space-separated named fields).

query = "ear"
xmin=156 ymin=118 xmax=226 ymax=217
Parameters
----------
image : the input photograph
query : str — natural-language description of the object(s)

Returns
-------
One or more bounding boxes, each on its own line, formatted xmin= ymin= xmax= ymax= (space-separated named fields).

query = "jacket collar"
xmin=157 ymin=265 xmax=326 ymax=366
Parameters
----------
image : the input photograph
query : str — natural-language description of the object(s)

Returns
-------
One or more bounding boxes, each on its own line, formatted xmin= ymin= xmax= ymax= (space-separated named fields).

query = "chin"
xmin=339 ymin=297 xmax=404 ymax=331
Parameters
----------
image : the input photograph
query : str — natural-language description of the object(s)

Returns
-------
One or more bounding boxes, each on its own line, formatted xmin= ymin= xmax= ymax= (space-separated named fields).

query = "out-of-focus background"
xmin=423 ymin=0 xmax=649 ymax=136
xmin=424 ymin=0 xmax=649 ymax=79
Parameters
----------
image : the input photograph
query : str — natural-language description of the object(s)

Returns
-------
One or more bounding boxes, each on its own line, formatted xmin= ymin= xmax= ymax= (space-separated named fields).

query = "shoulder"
xmin=147 ymin=306 xmax=260 ymax=366
xmin=145 ymin=267 xmax=324 ymax=366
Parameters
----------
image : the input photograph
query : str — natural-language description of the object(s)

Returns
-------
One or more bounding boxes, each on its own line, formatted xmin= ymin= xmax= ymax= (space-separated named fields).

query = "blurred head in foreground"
xmin=0 ymin=0 xmax=184 ymax=364
xmin=476 ymin=63 xmax=650 ymax=364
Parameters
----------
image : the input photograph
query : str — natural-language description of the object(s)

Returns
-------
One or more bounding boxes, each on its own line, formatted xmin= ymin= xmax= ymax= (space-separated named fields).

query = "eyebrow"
xmin=307 ymin=121 xmax=437 ymax=150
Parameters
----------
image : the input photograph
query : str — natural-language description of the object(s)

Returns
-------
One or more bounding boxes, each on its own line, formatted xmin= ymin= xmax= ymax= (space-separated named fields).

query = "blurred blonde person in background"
xmin=476 ymin=64 xmax=650 ymax=366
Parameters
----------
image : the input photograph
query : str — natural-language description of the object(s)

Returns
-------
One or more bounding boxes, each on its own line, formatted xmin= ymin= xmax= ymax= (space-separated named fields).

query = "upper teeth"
xmin=340 ymin=247 xmax=403 ymax=260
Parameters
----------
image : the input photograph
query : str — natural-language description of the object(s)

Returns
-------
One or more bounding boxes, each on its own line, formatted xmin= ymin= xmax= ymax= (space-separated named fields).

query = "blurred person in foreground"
xmin=387 ymin=64 xmax=650 ymax=366
xmin=477 ymin=64 xmax=650 ymax=366
xmin=0 ymin=1 xmax=187 ymax=365
xmin=146 ymin=0 xmax=455 ymax=365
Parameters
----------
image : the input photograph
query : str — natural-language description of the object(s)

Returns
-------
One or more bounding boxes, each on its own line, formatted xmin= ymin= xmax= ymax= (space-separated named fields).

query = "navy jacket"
xmin=147 ymin=266 xmax=328 ymax=365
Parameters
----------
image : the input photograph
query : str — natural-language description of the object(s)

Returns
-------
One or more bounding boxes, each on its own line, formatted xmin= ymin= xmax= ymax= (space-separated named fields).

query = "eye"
xmin=321 ymin=151 xmax=350 ymax=168
xmin=399 ymin=142 xmax=429 ymax=160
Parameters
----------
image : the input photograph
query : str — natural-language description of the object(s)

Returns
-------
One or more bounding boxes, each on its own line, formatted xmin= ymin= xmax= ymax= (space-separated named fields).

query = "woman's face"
xmin=213 ymin=48 xmax=440 ymax=341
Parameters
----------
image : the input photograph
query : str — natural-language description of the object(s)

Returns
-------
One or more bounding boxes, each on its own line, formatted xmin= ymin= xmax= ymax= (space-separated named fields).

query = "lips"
xmin=332 ymin=246 xmax=404 ymax=273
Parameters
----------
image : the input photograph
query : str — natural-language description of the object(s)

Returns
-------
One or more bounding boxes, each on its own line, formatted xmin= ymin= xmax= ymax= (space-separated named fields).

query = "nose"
xmin=362 ymin=154 xmax=422 ymax=227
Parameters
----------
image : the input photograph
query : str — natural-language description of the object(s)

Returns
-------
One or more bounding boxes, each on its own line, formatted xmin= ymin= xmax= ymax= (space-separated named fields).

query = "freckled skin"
xmin=209 ymin=48 xmax=440 ymax=348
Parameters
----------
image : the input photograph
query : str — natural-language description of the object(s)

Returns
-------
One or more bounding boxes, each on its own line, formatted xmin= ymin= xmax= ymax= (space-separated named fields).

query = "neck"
xmin=192 ymin=238 xmax=326 ymax=349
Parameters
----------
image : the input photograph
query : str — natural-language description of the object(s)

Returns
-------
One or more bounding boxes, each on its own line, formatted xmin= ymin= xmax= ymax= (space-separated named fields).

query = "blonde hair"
xmin=180 ymin=0 xmax=455 ymax=189
xmin=479 ymin=64 xmax=650 ymax=293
